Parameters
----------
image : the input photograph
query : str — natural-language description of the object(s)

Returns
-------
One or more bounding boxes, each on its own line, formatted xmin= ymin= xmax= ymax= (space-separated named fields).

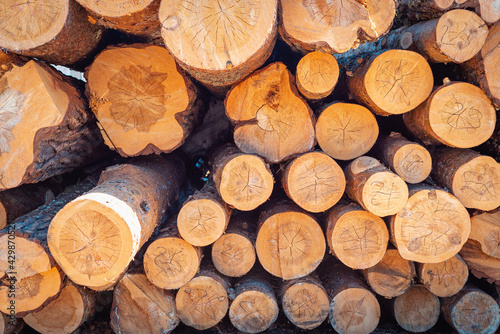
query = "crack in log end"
xmin=283 ymin=283 xmax=329 ymax=330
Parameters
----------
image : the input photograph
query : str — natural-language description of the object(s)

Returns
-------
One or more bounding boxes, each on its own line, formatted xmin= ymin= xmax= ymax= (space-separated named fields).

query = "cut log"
xmin=177 ymin=182 xmax=231 ymax=247
xmin=279 ymin=0 xmax=396 ymax=53
xmin=315 ymin=102 xmax=379 ymax=161
xmin=469 ymin=210 xmax=500 ymax=258
xmin=110 ymin=272 xmax=179 ymax=334
xmin=211 ymin=213 xmax=256 ymax=277
xmin=0 ymin=177 xmax=97 ymax=316
xmin=417 ymin=254 xmax=469 ymax=297
xmin=176 ymin=265 xmax=231 ymax=330
xmin=389 ymin=184 xmax=470 ymax=263
xmin=48 ymin=155 xmax=184 ymax=290
xmin=210 ymin=144 xmax=274 ymax=211
xmin=362 ymin=248 xmax=415 ymax=298
xmin=325 ymin=200 xmax=389 ymax=270
xmin=225 ymin=62 xmax=316 ymax=164
xmin=393 ymin=284 xmax=440 ymax=333
xmin=143 ymin=221 xmax=202 ymax=290
xmin=229 ymin=271 xmax=279 ymax=333
xmin=23 ymin=282 xmax=96 ymax=334
xmin=0 ymin=60 xmax=103 ymax=191
xmin=345 ymin=156 xmax=409 ymax=217
xmin=0 ymin=313 xmax=23 ymax=334
xmin=462 ymin=21 xmax=500 ymax=109
xmin=281 ymin=275 xmax=329 ymax=330
xmin=75 ymin=0 xmax=161 ymax=39
xmin=344 ymin=50 xmax=433 ymax=116
xmin=0 ymin=183 xmax=55 ymax=230
xmin=0 ymin=0 xmax=103 ymax=66
xmin=402 ymin=79 xmax=496 ymax=148
xmin=378 ymin=132 xmax=432 ymax=184
xmin=282 ymin=151 xmax=345 ymax=213
xmin=442 ymin=285 xmax=500 ymax=334
xmin=159 ymin=0 xmax=278 ymax=88
xmin=460 ymin=240 xmax=500 ymax=284
xmin=321 ymin=257 xmax=381 ymax=334
xmin=256 ymin=202 xmax=326 ymax=279
xmin=295 ymin=51 xmax=339 ymax=100
xmin=432 ymin=148 xmax=500 ymax=211
xmin=85 ymin=43 xmax=199 ymax=157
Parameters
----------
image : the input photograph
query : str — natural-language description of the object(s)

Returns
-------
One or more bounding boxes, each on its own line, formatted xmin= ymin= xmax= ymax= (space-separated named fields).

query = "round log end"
xmin=296 ymin=51 xmax=339 ymax=100
xmin=212 ymin=233 xmax=256 ymax=277
xmin=282 ymin=281 xmax=329 ymax=330
xmin=229 ymin=289 xmax=278 ymax=333
xmin=394 ymin=285 xmax=440 ymax=333
xmin=419 ymin=255 xmax=469 ymax=297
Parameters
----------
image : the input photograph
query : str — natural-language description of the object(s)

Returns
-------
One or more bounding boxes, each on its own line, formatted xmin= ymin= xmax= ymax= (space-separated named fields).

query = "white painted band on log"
xmin=73 ymin=192 xmax=142 ymax=256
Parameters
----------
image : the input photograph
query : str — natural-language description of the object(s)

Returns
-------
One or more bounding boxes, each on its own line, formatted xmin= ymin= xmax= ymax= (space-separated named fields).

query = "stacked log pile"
xmin=0 ymin=1 xmax=499 ymax=333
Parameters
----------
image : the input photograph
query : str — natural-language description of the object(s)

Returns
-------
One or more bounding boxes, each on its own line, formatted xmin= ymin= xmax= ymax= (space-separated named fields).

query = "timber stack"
xmin=0 ymin=0 xmax=499 ymax=333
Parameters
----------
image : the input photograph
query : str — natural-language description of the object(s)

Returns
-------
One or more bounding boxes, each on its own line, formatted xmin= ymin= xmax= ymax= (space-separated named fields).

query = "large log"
xmin=315 ymin=102 xmax=379 ymax=161
xmin=469 ymin=209 xmax=500 ymax=258
xmin=389 ymin=184 xmax=470 ymax=263
xmin=48 ymin=156 xmax=184 ymax=290
xmin=403 ymin=79 xmax=496 ymax=148
xmin=459 ymin=240 xmax=500 ymax=284
xmin=393 ymin=284 xmax=440 ymax=333
xmin=110 ymin=271 xmax=179 ymax=334
xmin=295 ymin=51 xmax=339 ymax=100
xmin=432 ymin=148 xmax=500 ymax=211
xmin=256 ymin=202 xmax=326 ymax=280
xmin=279 ymin=0 xmax=397 ymax=53
xmin=0 ymin=60 xmax=103 ymax=190
xmin=0 ymin=177 xmax=97 ymax=316
xmin=417 ymin=254 xmax=469 ymax=297
xmin=159 ymin=0 xmax=278 ymax=89
xmin=325 ymin=200 xmax=389 ymax=270
xmin=85 ymin=43 xmax=199 ymax=157
xmin=282 ymin=151 xmax=345 ymax=213
xmin=0 ymin=0 xmax=103 ymax=66
xmin=225 ymin=62 xmax=316 ymax=164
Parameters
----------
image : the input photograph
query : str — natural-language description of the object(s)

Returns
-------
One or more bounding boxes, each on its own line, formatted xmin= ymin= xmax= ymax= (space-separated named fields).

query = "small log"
xmin=389 ymin=184 xmax=470 ymax=263
xmin=469 ymin=210 xmax=500 ymax=258
xmin=343 ymin=50 xmax=434 ymax=116
xmin=279 ymin=0 xmax=396 ymax=53
xmin=378 ymin=132 xmax=432 ymax=184
xmin=345 ymin=156 xmax=409 ymax=217
xmin=417 ymin=254 xmax=469 ymax=297
xmin=442 ymin=284 xmax=500 ymax=334
xmin=295 ymin=51 xmax=339 ymax=100
xmin=85 ymin=43 xmax=199 ymax=157
xmin=225 ymin=62 xmax=316 ymax=164
xmin=159 ymin=0 xmax=278 ymax=88
xmin=402 ymin=79 xmax=496 ymax=148
xmin=229 ymin=271 xmax=279 ymax=333
xmin=0 ymin=177 xmax=96 ymax=316
xmin=177 ymin=182 xmax=231 ymax=247
xmin=23 ymin=282 xmax=96 ymax=334
xmin=282 ymin=151 xmax=345 ymax=213
xmin=321 ymin=257 xmax=381 ymax=334
xmin=255 ymin=202 xmax=326 ymax=280
xmin=326 ymin=200 xmax=389 ymax=270
xmin=211 ymin=213 xmax=256 ymax=278
xmin=48 ymin=156 xmax=184 ymax=290
xmin=281 ymin=275 xmax=329 ymax=330
xmin=393 ymin=284 xmax=440 ymax=333
xmin=210 ymin=144 xmax=274 ymax=211
xmin=315 ymin=102 xmax=379 ymax=161
xmin=362 ymin=248 xmax=415 ymax=298
xmin=110 ymin=272 xmax=179 ymax=334
xmin=460 ymin=240 xmax=500 ymax=284
xmin=75 ymin=0 xmax=161 ymax=39
xmin=462 ymin=21 xmax=500 ymax=109
xmin=432 ymin=148 xmax=500 ymax=211
xmin=176 ymin=265 xmax=231 ymax=330
xmin=143 ymin=221 xmax=202 ymax=290
xmin=0 ymin=313 xmax=23 ymax=334
xmin=0 ymin=60 xmax=103 ymax=190
xmin=0 ymin=0 xmax=103 ymax=66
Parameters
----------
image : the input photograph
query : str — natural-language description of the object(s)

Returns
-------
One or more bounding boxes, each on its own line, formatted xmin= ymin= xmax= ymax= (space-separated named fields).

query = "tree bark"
xmin=459 ymin=240 xmax=500 ymax=284
xmin=393 ymin=284 xmax=440 ymax=333
xmin=225 ymin=62 xmax=316 ymax=164
xmin=0 ymin=60 xmax=103 ymax=191
xmin=48 ymin=155 xmax=184 ymax=291
xmin=85 ymin=43 xmax=200 ymax=157
xmin=469 ymin=209 xmax=500 ymax=258
xmin=282 ymin=151 xmax=345 ymax=213
xmin=416 ymin=254 xmax=469 ymax=297
xmin=0 ymin=0 xmax=103 ymax=66
xmin=0 ymin=313 xmax=23 ymax=334
xmin=295 ymin=51 xmax=339 ymax=100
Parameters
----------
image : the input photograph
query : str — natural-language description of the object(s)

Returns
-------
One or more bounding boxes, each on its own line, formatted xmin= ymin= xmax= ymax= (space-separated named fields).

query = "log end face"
xmin=282 ymin=282 xmax=329 ymax=330
xmin=362 ymin=172 xmax=409 ymax=217
xmin=420 ymin=255 xmax=469 ymax=297
xmin=212 ymin=233 xmax=256 ymax=277
xmin=393 ymin=144 xmax=432 ymax=184
xmin=449 ymin=290 xmax=500 ymax=334
xmin=296 ymin=51 xmax=339 ymax=100
xmin=0 ymin=204 xmax=6 ymax=230
xmin=229 ymin=290 xmax=278 ymax=333
xmin=394 ymin=285 xmax=440 ymax=333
